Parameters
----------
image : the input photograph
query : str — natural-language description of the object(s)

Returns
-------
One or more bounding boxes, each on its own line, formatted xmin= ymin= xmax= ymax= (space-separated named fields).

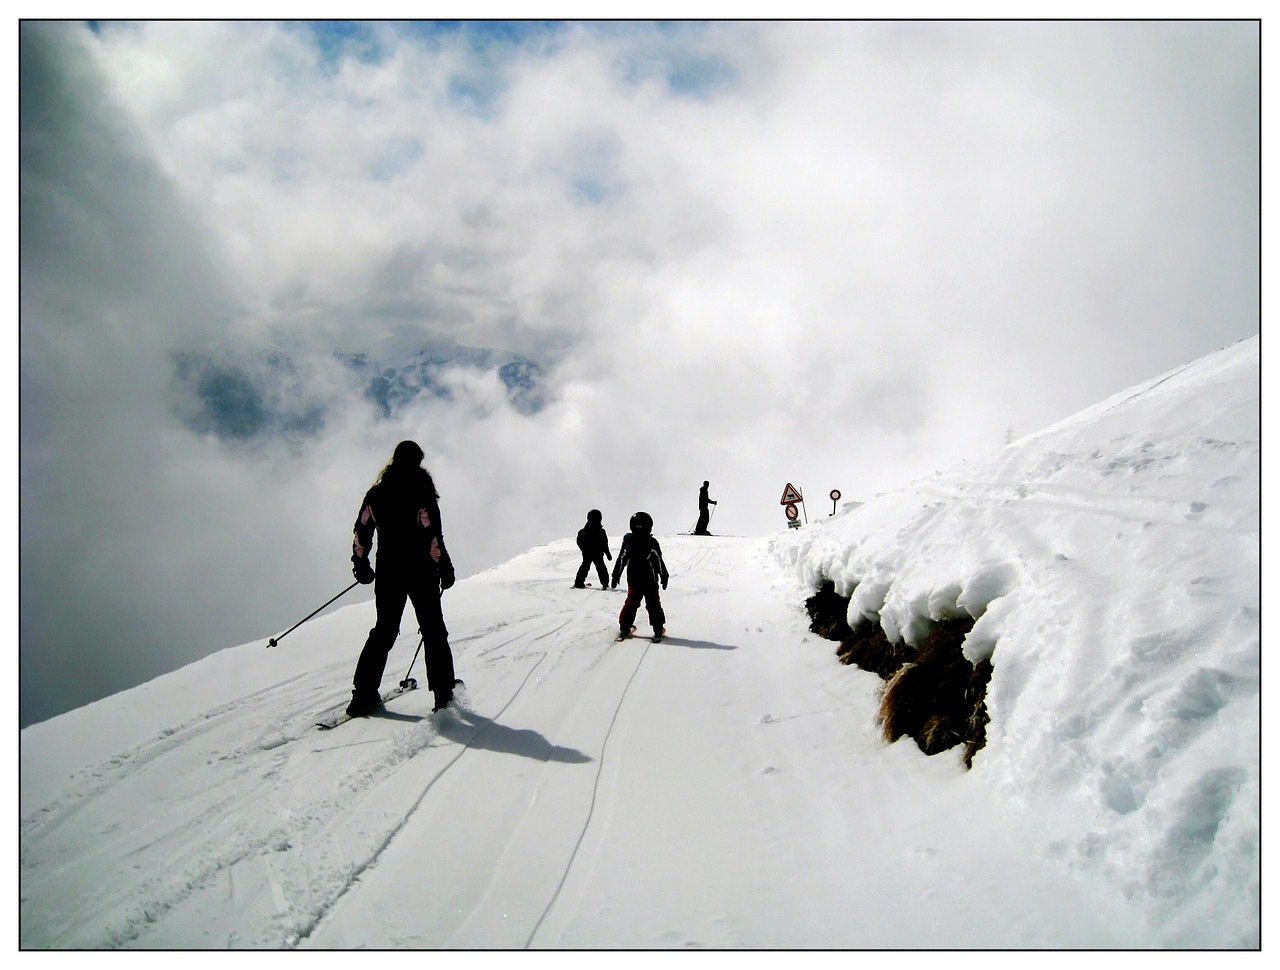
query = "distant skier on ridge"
xmin=694 ymin=481 xmax=717 ymax=535
xmin=573 ymin=509 xmax=612 ymax=588
xmin=611 ymin=511 xmax=669 ymax=642
xmin=347 ymin=440 xmax=458 ymax=716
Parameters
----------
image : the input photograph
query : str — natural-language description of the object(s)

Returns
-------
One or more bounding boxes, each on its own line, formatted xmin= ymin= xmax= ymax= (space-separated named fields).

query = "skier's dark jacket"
xmin=351 ymin=467 xmax=454 ymax=587
xmin=611 ymin=532 xmax=669 ymax=591
xmin=576 ymin=521 xmax=611 ymax=559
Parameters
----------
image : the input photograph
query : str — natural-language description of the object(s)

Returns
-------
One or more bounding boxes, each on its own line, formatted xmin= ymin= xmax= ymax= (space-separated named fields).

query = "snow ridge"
xmin=768 ymin=335 xmax=1259 ymax=947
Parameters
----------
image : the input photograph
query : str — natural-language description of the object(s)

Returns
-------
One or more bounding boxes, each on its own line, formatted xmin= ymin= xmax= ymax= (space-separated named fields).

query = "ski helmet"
xmin=629 ymin=511 xmax=653 ymax=533
xmin=587 ymin=509 xmax=603 ymax=524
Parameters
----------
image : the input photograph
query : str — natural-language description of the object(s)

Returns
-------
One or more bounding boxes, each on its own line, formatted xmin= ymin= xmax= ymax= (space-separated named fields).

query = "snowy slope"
xmin=19 ymin=337 xmax=1259 ymax=949
xmin=772 ymin=334 xmax=1260 ymax=947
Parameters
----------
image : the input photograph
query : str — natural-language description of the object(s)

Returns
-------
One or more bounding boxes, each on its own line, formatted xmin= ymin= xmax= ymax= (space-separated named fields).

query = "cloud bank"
xmin=19 ymin=20 xmax=1259 ymax=725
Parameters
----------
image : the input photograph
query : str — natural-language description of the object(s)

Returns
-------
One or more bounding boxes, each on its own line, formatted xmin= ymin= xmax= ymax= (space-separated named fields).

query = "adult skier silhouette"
xmin=347 ymin=440 xmax=458 ymax=716
xmin=695 ymin=481 xmax=717 ymax=535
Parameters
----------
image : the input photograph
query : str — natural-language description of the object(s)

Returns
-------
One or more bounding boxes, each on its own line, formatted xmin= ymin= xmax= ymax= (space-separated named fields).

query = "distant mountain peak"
xmin=172 ymin=335 xmax=547 ymax=443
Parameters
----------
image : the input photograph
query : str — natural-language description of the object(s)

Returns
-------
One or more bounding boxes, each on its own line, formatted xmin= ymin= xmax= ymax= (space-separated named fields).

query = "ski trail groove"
xmin=293 ymin=643 xmax=558 ymax=947
xmin=523 ymin=637 xmax=653 ymax=948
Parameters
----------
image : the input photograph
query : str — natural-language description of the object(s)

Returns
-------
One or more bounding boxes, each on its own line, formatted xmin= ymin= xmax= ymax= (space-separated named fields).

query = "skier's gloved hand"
xmin=353 ymin=557 xmax=375 ymax=585
xmin=438 ymin=559 xmax=456 ymax=591
xmin=662 ymin=578 xmax=668 ymax=590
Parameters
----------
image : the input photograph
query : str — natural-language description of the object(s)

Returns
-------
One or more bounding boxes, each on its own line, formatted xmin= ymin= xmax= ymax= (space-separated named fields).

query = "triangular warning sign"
xmin=780 ymin=483 xmax=803 ymax=505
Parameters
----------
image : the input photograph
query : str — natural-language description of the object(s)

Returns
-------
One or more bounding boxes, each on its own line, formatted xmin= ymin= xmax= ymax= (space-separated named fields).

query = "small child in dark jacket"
xmin=611 ymin=511 xmax=669 ymax=640
xmin=574 ymin=509 xmax=612 ymax=588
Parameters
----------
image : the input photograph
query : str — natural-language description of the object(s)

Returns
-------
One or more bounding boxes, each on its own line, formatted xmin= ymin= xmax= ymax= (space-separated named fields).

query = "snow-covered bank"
xmin=768 ymin=335 xmax=1259 ymax=947
xmin=19 ymin=337 xmax=1258 ymax=949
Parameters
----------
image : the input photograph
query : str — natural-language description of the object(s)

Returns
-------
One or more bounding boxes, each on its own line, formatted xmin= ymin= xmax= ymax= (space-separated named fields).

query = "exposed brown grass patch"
xmin=805 ymin=580 xmax=854 ymax=641
xmin=837 ymin=622 xmax=915 ymax=679
xmin=878 ymin=618 xmax=982 ymax=759
xmin=805 ymin=580 xmax=995 ymax=769
xmin=919 ymin=714 xmax=964 ymax=755
xmin=963 ymin=659 xmax=993 ymax=769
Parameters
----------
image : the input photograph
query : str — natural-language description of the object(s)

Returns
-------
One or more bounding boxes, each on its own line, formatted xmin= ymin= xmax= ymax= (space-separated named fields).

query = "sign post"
xmin=780 ymin=483 xmax=806 ymax=528
xmin=829 ymin=489 xmax=842 ymax=515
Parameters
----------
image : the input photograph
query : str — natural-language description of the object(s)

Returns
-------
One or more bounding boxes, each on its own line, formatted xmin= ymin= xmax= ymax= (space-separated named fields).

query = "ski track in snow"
xmin=301 ymin=543 xmax=711 ymax=949
xmin=18 ymin=539 xmax=800 ymax=949
xmin=20 ymin=533 xmax=1171 ymax=949
xmin=19 ymin=545 xmax=687 ymax=949
xmin=19 ymin=606 xmax=561 ymax=947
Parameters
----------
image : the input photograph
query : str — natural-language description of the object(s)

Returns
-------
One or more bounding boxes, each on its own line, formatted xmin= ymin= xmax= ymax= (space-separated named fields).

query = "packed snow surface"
xmin=19 ymin=337 xmax=1258 ymax=949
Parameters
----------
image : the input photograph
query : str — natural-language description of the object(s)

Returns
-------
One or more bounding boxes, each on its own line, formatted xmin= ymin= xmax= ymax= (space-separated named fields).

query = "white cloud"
xmin=19 ymin=20 xmax=1259 ymax=725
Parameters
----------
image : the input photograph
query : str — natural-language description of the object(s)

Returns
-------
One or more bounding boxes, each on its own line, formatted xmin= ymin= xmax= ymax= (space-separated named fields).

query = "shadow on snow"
xmin=655 ymin=636 xmax=738 ymax=651
xmin=437 ymin=706 xmax=592 ymax=764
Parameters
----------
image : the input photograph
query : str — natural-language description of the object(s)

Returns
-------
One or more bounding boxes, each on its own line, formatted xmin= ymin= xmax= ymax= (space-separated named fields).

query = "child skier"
xmin=573 ymin=509 xmax=612 ymax=588
xmin=610 ymin=511 xmax=669 ymax=641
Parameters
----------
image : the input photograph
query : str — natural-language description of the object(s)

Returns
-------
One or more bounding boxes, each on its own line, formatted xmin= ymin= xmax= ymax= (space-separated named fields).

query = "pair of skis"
xmin=315 ymin=677 xmax=464 ymax=731
xmin=319 ymin=618 xmax=661 ymax=729
xmin=616 ymin=626 xmax=664 ymax=643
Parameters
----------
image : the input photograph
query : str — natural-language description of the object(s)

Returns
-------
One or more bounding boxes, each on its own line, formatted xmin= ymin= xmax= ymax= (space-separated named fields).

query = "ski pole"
xmin=400 ymin=635 xmax=424 ymax=689
xmin=267 ymin=581 xmax=359 ymax=647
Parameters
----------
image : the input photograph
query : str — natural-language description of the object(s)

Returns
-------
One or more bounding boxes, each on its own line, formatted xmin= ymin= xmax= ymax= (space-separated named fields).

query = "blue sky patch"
xmin=296 ymin=21 xmax=386 ymax=68
xmin=369 ymin=138 xmax=423 ymax=182
xmin=623 ymin=44 xmax=738 ymax=100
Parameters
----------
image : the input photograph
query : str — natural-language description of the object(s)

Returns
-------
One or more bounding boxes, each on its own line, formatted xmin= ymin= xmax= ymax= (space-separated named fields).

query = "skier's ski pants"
xmin=619 ymin=585 xmax=665 ymax=634
xmin=575 ymin=552 xmax=609 ymax=587
xmin=695 ymin=508 xmax=710 ymax=535
xmin=353 ymin=570 xmax=454 ymax=695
